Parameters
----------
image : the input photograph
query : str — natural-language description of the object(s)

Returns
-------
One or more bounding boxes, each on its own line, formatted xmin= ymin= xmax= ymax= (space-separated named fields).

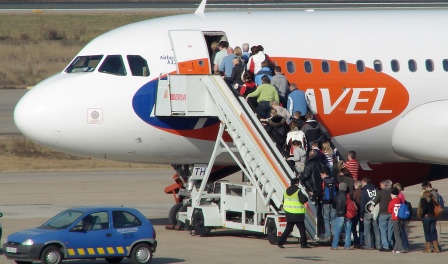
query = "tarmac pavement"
xmin=0 ymin=170 xmax=446 ymax=263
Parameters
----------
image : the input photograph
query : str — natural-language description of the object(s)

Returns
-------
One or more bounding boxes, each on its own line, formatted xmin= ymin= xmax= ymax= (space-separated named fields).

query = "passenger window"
xmin=443 ymin=59 xmax=448 ymax=72
xmin=425 ymin=59 xmax=434 ymax=72
xmin=73 ymin=211 xmax=109 ymax=231
xmin=286 ymin=61 xmax=295 ymax=74
xmin=408 ymin=59 xmax=417 ymax=72
xmin=304 ymin=61 xmax=312 ymax=73
xmin=113 ymin=211 xmax=142 ymax=228
xmin=322 ymin=60 xmax=330 ymax=73
xmin=356 ymin=60 xmax=365 ymax=73
xmin=391 ymin=60 xmax=400 ymax=72
xmin=65 ymin=55 xmax=103 ymax=73
xmin=98 ymin=55 xmax=127 ymax=76
xmin=127 ymin=55 xmax=150 ymax=76
xmin=339 ymin=60 xmax=347 ymax=73
xmin=373 ymin=60 xmax=382 ymax=72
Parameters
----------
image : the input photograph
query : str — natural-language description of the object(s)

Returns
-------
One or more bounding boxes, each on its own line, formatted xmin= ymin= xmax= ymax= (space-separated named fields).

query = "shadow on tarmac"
xmin=151 ymin=258 xmax=186 ymax=264
xmin=149 ymin=217 xmax=169 ymax=226
xmin=285 ymin=256 xmax=325 ymax=261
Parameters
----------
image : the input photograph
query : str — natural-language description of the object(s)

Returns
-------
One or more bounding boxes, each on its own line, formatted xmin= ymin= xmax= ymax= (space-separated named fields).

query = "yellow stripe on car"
xmin=68 ymin=246 xmax=127 ymax=256
xmin=117 ymin=247 xmax=125 ymax=254
xmin=97 ymin=247 xmax=105 ymax=254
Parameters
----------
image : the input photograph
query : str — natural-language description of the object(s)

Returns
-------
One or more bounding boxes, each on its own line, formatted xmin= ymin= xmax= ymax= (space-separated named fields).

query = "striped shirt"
xmin=344 ymin=159 xmax=360 ymax=180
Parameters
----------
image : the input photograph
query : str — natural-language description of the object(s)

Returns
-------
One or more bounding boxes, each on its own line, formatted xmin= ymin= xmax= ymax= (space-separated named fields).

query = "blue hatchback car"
xmin=2 ymin=206 xmax=157 ymax=264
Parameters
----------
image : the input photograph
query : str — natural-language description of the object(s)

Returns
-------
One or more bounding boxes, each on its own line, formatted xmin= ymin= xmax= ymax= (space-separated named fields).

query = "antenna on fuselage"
xmin=195 ymin=0 xmax=207 ymax=15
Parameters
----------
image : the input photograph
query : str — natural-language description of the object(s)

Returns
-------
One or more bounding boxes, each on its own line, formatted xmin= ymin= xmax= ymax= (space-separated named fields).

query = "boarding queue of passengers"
xmin=212 ymin=41 xmax=444 ymax=253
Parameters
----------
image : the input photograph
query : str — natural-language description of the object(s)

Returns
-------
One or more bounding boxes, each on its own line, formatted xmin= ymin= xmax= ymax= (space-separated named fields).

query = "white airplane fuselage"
xmin=13 ymin=10 xmax=448 ymax=185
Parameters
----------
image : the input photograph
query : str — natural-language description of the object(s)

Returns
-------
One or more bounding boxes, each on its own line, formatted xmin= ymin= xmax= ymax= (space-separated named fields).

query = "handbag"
xmin=432 ymin=196 xmax=444 ymax=218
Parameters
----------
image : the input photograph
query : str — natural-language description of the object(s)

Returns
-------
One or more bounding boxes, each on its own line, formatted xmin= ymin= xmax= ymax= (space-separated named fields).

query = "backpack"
xmin=345 ymin=194 xmax=358 ymax=219
xmin=322 ymin=177 xmax=337 ymax=202
xmin=438 ymin=193 xmax=445 ymax=208
xmin=398 ymin=200 xmax=412 ymax=220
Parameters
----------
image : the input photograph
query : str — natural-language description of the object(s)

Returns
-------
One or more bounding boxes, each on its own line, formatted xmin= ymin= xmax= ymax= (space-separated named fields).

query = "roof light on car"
xmin=22 ymin=239 xmax=34 ymax=246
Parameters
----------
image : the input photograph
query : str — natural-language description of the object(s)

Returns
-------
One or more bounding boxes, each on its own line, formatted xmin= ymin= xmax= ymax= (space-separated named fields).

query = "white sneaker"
xmin=395 ymin=251 xmax=402 ymax=254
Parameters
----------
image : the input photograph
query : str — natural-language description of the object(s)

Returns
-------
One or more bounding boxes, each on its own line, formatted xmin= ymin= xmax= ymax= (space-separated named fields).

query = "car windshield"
xmin=39 ymin=210 xmax=84 ymax=230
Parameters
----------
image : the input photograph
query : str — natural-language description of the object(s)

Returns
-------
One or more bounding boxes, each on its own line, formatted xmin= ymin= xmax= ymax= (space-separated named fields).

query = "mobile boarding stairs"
xmin=154 ymin=74 xmax=319 ymax=244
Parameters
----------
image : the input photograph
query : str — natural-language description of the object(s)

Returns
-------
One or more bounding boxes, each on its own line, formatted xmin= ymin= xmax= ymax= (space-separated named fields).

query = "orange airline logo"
xmin=275 ymin=58 xmax=409 ymax=136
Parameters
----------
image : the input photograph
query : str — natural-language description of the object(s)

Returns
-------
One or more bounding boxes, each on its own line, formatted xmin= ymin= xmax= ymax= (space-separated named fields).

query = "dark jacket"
xmin=373 ymin=188 xmax=392 ymax=215
xmin=284 ymin=185 xmax=308 ymax=222
xmin=313 ymin=148 xmax=327 ymax=166
xmin=360 ymin=183 xmax=378 ymax=216
xmin=299 ymin=156 xmax=323 ymax=197
xmin=418 ymin=191 xmax=435 ymax=218
xmin=265 ymin=115 xmax=287 ymax=146
xmin=337 ymin=175 xmax=354 ymax=197
xmin=301 ymin=120 xmax=331 ymax=143
xmin=230 ymin=63 xmax=245 ymax=86
xmin=333 ymin=190 xmax=347 ymax=217
xmin=353 ymin=187 xmax=362 ymax=205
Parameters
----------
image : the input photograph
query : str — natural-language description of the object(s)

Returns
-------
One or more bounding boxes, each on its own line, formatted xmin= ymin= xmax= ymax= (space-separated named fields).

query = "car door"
xmin=110 ymin=210 xmax=147 ymax=254
xmin=66 ymin=211 xmax=122 ymax=258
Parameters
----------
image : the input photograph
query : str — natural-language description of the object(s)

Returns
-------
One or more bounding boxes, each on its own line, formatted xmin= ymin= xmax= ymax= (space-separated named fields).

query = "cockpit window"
xmin=98 ymin=55 xmax=127 ymax=76
xmin=65 ymin=55 xmax=103 ymax=73
xmin=127 ymin=55 xmax=150 ymax=77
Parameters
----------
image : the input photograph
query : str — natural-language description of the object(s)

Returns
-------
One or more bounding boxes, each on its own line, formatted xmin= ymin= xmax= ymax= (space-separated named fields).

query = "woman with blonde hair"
xmin=210 ymin=42 xmax=219 ymax=73
xmin=322 ymin=141 xmax=334 ymax=177
xmin=233 ymin=46 xmax=243 ymax=58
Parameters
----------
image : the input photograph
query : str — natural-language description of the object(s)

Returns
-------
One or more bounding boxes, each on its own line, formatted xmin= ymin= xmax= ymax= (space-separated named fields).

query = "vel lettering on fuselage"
xmin=313 ymin=87 xmax=392 ymax=114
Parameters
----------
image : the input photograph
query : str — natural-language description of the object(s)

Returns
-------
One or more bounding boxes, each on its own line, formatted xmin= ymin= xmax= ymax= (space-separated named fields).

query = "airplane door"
xmin=169 ymin=30 xmax=211 ymax=74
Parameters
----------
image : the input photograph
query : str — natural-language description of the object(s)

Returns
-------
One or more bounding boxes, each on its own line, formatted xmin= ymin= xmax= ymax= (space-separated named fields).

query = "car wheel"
xmin=131 ymin=243 xmax=153 ymax=264
xmin=105 ymin=257 xmax=124 ymax=263
xmin=168 ymin=203 xmax=183 ymax=226
xmin=40 ymin=246 xmax=63 ymax=264
xmin=192 ymin=211 xmax=211 ymax=236
xmin=266 ymin=220 xmax=279 ymax=245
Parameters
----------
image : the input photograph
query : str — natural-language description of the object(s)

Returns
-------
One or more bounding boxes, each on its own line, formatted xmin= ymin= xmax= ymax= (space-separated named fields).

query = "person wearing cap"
xmin=277 ymin=178 xmax=310 ymax=249
xmin=331 ymin=182 xmax=353 ymax=250
xmin=388 ymin=187 xmax=405 ymax=253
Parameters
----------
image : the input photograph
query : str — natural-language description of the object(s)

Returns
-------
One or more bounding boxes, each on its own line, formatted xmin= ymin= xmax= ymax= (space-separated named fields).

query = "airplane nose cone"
xmin=14 ymin=87 xmax=62 ymax=148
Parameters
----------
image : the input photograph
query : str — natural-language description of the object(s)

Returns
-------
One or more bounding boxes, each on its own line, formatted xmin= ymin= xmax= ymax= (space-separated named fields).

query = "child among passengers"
xmin=388 ymin=188 xmax=404 ymax=253
xmin=286 ymin=140 xmax=306 ymax=173
xmin=238 ymin=73 xmax=257 ymax=113
xmin=238 ymin=73 xmax=256 ymax=95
